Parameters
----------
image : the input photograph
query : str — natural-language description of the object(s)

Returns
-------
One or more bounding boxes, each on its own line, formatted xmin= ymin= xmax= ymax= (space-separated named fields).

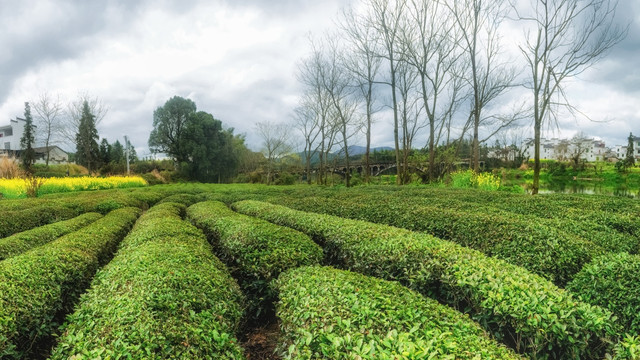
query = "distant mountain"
xmin=345 ymin=145 xmax=395 ymax=156
xmin=299 ymin=145 xmax=395 ymax=166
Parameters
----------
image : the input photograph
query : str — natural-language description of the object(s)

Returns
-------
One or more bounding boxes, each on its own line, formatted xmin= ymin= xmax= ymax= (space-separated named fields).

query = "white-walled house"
xmin=0 ymin=118 xmax=31 ymax=150
xmin=33 ymin=146 xmax=69 ymax=165
xmin=0 ymin=118 xmax=68 ymax=164
xmin=523 ymin=137 xmax=608 ymax=162
xmin=614 ymin=136 xmax=640 ymax=160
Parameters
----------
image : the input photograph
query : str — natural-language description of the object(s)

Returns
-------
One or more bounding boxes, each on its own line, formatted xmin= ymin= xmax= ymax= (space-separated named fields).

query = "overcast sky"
xmin=0 ymin=0 xmax=638 ymax=158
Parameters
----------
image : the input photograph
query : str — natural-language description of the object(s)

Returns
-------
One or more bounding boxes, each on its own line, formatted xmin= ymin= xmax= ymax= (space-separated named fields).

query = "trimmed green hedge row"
xmin=0 ymin=212 xmax=103 ymax=260
xmin=568 ymin=252 xmax=640 ymax=334
xmin=275 ymin=266 xmax=521 ymax=359
xmin=50 ymin=202 xmax=246 ymax=359
xmin=187 ymin=201 xmax=323 ymax=318
xmin=0 ymin=188 xmax=162 ymax=239
xmin=338 ymin=188 xmax=640 ymax=255
xmin=269 ymin=196 xmax=603 ymax=285
xmin=0 ymin=205 xmax=77 ymax=238
xmin=156 ymin=193 xmax=201 ymax=206
xmin=0 ymin=207 xmax=140 ymax=359
xmin=232 ymin=200 xmax=618 ymax=360
xmin=361 ymin=187 xmax=640 ymax=248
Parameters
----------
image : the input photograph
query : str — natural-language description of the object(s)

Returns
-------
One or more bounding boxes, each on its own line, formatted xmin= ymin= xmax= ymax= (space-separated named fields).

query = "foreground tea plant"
xmin=50 ymin=202 xmax=246 ymax=359
xmin=275 ymin=266 xmax=521 ymax=359
xmin=0 ymin=208 xmax=140 ymax=359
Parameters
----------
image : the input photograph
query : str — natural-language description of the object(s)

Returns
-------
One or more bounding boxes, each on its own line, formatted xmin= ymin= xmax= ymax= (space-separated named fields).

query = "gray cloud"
xmin=1 ymin=0 xmax=637 ymax=159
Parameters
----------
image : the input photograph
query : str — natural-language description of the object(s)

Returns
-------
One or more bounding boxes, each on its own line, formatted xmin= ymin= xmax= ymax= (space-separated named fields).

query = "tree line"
xmin=18 ymin=93 xmax=137 ymax=175
xmin=290 ymin=0 xmax=626 ymax=191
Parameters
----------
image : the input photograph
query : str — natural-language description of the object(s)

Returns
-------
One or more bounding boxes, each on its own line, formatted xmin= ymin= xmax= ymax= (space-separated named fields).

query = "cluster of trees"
xmin=616 ymin=132 xmax=638 ymax=172
xmin=290 ymin=0 xmax=625 ymax=191
xmin=16 ymin=92 xmax=138 ymax=175
xmin=148 ymin=96 xmax=254 ymax=182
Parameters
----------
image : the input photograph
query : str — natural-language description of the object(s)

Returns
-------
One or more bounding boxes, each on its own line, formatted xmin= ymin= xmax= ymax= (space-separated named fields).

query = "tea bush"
xmin=568 ymin=252 xmax=640 ymax=334
xmin=0 ymin=212 xmax=102 ymax=260
xmin=187 ymin=201 xmax=322 ymax=318
xmin=270 ymin=195 xmax=602 ymax=285
xmin=50 ymin=202 xmax=246 ymax=359
xmin=611 ymin=335 xmax=640 ymax=360
xmin=0 ymin=207 xmax=140 ymax=359
xmin=0 ymin=205 xmax=77 ymax=238
xmin=233 ymin=200 xmax=619 ymax=359
xmin=275 ymin=266 xmax=521 ymax=359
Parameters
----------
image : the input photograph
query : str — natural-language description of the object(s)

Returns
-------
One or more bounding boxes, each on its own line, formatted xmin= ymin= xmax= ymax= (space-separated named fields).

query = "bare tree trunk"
xmin=518 ymin=0 xmax=627 ymax=195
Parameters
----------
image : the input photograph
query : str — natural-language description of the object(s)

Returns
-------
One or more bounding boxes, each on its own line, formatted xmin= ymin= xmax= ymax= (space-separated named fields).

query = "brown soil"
xmin=242 ymin=321 xmax=281 ymax=360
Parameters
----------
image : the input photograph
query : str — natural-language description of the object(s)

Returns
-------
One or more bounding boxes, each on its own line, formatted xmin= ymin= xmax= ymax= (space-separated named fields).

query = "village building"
xmin=0 ymin=118 xmax=68 ymax=164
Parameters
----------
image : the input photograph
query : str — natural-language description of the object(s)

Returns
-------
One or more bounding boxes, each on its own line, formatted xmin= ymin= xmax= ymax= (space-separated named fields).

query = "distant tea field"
xmin=0 ymin=184 xmax=638 ymax=359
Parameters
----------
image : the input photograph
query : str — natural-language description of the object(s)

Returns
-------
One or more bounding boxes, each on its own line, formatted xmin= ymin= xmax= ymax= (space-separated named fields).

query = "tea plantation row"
xmin=0 ymin=184 xmax=638 ymax=359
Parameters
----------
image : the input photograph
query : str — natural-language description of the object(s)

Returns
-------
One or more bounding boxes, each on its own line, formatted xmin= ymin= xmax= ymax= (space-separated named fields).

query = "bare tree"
xmin=32 ymin=92 xmax=64 ymax=166
xmin=517 ymin=0 xmax=627 ymax=194
xmin=569 ymin=131 xmax=591 ymax=168
xmin=339 ymin=6 xmax=383 ymax=183
xmin=363 ymin=0 xmax=407 ymax=184
xmin=296 ymin=39 xmax=336 ymax=185
xmin=402 ymin=0 xmax=465 ymax=182
xmin=256 ymin=121 xmax=292 ymax=185
xmin=293 ymin=97 xmax=321 ymax=184
xmin=319 ymin=35 xmax=363 ymax=188
xmin=446 ymin=0 xmax=520 ymax=172
xmin=61 ymin=92 xmax=109 ymax=147
xmin=396 ymin=60 xmax=426 ymax=183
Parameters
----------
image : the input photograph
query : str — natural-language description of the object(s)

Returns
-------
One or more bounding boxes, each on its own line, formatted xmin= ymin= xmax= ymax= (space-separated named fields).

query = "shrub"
xmin=0 ymin=205 xmax=77 ymax=238
xmin=233 ymin=200 xmax=619 ymax=360
xmin=0 ymin=156 xmax=21 ymax=179
xmin=157 ymin=193 xmax=200 ymax=206
xmin=0 ymin=212 xmax=103 ymax=260
xmin=275 ymin=266 xmax=521 ymax=359
xmin=270 ymin=195 xmax=602 ymax=285
xmin=610 ymin=334 xmax=640 ymax=360
xmin=187 ymin=201 xmax=322 ymax=318
xmin=50 ymin=202 xmax=245 ymax=359
xmin=568 ymin=252 xmax=640 ymax=334
xmin=0 ymin=207 xmax=140 ymax=359
xmin=449 ymin=169 xmax=474 ymax=188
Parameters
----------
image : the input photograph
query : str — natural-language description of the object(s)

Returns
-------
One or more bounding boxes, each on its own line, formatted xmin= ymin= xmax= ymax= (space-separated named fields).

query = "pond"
xmin=527 ymin=180 xmax=639 ymax=198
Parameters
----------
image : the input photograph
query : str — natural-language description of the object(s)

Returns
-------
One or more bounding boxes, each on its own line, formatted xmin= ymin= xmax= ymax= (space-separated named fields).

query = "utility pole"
xmin=124 ymin=135 xmax=130 ymax=175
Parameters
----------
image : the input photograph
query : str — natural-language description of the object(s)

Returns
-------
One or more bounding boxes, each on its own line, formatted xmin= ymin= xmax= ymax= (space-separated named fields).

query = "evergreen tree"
xmin=626 ymin=132 xmax=636 ymax=168
xmin=99 ymin=138 xmax=112 ymax=166
xmin=110 ymin=140 xmax=124 ymax=164
xmin=125 ymin=138 xmax=138 ymax=163
xmin=20 ymin=102 xmax=36 ymax=173
xmin=75 ymin=101 xmax=100 ymax=171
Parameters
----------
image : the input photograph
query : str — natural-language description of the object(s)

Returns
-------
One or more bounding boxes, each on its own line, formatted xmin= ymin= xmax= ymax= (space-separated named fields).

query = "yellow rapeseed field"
xmin=0 ymin=176 xmax=147 ymax=199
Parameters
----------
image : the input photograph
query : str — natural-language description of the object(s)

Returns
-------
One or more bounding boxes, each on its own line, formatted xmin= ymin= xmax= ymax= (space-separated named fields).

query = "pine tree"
xmin=20 ymin=102 xmax=36 ymax=173
xmin=626 ymin=132 xmax=636 ymax=168
xmin=99 ymin=138 xmax=112 ymax=166
xmin=75 ymin=101 xmax=100 ymax=172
